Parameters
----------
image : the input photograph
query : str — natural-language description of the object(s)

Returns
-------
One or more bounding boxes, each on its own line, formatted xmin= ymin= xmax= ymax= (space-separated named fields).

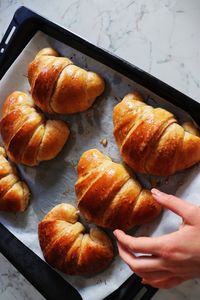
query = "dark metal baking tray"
xmin=0 ymin=6 xmax=199 ymax=300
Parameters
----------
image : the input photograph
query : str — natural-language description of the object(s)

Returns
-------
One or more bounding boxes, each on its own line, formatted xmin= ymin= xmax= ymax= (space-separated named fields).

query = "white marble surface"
xmin=0 ymin=0 xmax=200 ymax=299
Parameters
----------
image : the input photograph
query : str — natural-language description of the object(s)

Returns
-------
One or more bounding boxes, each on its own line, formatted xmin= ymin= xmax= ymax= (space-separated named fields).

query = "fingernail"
xmin=113 ymin=229 xmax=123 ymax=237
xmin=142 ymin=279 xmax=147 ymax=284
xmin=113 ymin=229 xmax=119 ymax=236
xmin=151 ymin=188 xmax=162 ymax=196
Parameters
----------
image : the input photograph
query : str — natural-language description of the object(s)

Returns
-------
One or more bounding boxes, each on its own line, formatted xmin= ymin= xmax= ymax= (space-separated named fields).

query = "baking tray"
xmin=0 ymin=6 xmax=199 ymax=300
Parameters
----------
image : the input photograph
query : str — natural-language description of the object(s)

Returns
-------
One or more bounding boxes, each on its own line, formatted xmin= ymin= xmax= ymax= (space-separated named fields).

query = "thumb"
xmin=151 ymin=189 xmax=198 ymax=224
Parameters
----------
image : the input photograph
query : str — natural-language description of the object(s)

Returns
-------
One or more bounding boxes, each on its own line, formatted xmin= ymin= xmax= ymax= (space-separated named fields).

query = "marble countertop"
xmin=0 ymin=0 xmax=200 ymax=299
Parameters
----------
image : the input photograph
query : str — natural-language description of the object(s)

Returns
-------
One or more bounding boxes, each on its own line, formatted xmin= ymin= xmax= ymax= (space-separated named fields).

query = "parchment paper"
xmin=0 ymin=31 xmax=199 ymax=300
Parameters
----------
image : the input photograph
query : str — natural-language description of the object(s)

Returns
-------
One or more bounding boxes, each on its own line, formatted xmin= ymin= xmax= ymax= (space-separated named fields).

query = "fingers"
xmin=114 ymin=229 xmax=162 ymax=255
xmin=117 ymin=241 xmax=136 ymax=267
xmin=143 ymin=276 xmax=188 ymax=289
xmin=151 ymin=189 xmax=198 ymax=224
xmin=117 ymin=241 xmax=165 ymax=273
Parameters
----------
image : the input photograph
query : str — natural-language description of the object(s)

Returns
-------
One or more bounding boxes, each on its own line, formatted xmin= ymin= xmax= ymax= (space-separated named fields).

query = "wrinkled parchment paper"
xmin=0 ymin=31 xmax=199 ymax=300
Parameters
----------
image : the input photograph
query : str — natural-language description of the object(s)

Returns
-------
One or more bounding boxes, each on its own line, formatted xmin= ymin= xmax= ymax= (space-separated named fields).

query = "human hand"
xmin=114 ymin=189 xmax=200 ymax=289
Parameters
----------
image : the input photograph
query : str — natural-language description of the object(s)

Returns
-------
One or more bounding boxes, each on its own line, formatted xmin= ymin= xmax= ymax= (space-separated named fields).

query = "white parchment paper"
xmin=0 ymin=31 xmax=199 ymax=300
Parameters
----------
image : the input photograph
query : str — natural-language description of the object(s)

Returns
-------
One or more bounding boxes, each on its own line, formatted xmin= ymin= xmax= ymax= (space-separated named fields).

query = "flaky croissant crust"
xmin=38 ymin=203 xmax=114 ymax=276
xmin=28 ymin=48 xmax=105 ymax=114
xmin=0 ymin=147 xmax=30 ymax=212
xmin=113 ymin=92 xmax=200 ymax=176
xmin=1 ymin=91 xmax=70 ymax=166
xmin=75 ymin=149 xmax=161 ymax=230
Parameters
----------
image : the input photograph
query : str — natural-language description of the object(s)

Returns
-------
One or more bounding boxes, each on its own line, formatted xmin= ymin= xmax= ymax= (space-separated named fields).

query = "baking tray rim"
xmin=0 ymin=5 xmax=199 ymax=300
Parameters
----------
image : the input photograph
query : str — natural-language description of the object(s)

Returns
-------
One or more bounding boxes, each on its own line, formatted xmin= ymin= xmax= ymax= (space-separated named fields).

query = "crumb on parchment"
xmin=150 ymin=177 xmax=160 ymax=187
xmin=100 ymin=138 xmax=108 ymax=147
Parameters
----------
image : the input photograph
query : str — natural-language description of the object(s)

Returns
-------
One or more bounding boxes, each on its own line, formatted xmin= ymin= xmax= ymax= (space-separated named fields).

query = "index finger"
xmin=114 ymin=230 xmax=162 ymax=255
xmin=151 ymin=189 xmax=198 ymax=224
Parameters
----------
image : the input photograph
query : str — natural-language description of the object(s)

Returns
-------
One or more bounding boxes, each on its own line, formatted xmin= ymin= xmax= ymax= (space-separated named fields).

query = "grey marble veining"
xmin=0 ymin=0 xmax=200 ymax=300
xmin=0 ymin=253 xmax=44 ymax=300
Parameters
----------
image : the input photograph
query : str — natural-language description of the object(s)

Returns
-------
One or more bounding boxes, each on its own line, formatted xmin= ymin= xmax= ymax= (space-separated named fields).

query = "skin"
xmin=114 ymin=189 xmax=200 ymax=289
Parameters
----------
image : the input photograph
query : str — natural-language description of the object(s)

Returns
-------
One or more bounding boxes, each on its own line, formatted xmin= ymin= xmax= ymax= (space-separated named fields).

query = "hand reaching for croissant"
xmin=114 ymin=189 xmax=200 ymax=289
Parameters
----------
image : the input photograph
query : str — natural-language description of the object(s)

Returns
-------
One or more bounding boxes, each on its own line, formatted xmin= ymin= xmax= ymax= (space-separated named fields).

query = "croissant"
xmin=113 ymin=92 xmax=200 ymax=176
xmin=0 ymin=91 xmax=70 ymax=166
xmin=75 ymin=149 xmax=161 ymax=230
xmin=38 ymin=203 xmax=114 ymax=276
xmin=28 ymin=48 xmax=105 ymax=114
xmin=0 ymin=147 xmax=30 ymax=212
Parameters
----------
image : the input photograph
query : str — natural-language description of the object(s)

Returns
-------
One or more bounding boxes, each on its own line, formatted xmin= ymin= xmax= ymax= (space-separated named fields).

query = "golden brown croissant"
xmin=38 ymin=203 xmax=114 ymax=276
xmin=75 ymin=149 xmax=161 ymax=230
xmin=0 ymin=147 xmax=30 ymax=212
xmin=28 ymin=48 xmax=105 ymax=114
xmin=113 ymin=92 xmax=200 ymax=176
xmin=0 ymin=91 xmax=70 ymax=166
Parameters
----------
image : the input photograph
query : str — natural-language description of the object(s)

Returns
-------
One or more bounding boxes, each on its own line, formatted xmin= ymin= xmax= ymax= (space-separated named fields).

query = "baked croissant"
xmin=28 ymin=48 xmax=105 ymax=114
xmin=1 ymin=91 xmax=70 ymax=166
xmin=75 ymin=149 xmax=161 ymax=230
xmin=113 ymin=92 xmax=200 ymax=176
xmin=38 ymin=203 xmax=114 ymax=276
xmin=0 ymin=147 xmax=30 ymax=212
